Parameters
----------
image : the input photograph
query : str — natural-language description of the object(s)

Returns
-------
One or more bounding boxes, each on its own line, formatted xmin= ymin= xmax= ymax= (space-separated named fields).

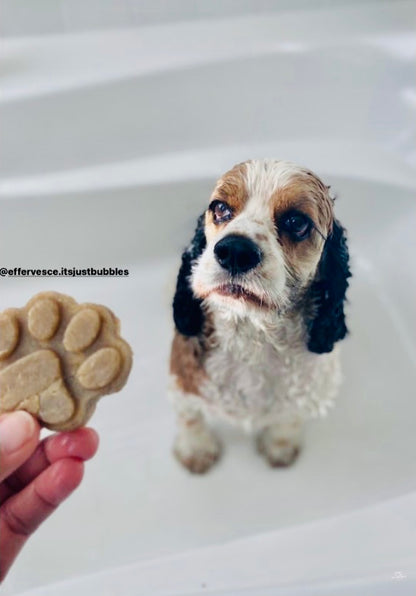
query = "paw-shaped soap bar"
xmin=0 ymin=292 xmax=133 ymax=430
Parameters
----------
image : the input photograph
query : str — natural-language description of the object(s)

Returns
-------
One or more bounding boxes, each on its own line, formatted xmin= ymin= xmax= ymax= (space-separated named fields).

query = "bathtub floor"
xmin=2 ymin=255 xmax=416 ymax=594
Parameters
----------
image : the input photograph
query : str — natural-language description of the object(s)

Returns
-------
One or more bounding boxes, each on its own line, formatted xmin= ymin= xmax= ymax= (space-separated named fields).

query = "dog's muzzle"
xmin=214 ymin=234 xmax=262 ymax=275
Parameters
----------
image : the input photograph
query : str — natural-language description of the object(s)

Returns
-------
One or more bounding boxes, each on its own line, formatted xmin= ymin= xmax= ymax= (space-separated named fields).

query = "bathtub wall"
xmin=1 ymin=2 xmax=416 ymax=595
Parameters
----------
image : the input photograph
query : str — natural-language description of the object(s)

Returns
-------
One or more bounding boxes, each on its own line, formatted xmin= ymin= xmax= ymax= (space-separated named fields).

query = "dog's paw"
xmin=173 ymin=424 xmax=221 ymax=474
xmin=256 ymin=428 xmax=300 ymax=468
xmin=0 ymin=292 xmax=132 ymax=430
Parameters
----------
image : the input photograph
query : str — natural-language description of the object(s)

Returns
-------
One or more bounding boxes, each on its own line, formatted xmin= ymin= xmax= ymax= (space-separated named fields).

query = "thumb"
xmin=0 ymin=412 xmax=40 ymax=482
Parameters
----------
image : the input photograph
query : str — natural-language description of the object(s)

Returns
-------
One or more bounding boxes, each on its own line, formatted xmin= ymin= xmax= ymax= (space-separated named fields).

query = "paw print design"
xmin=0 ymin=292 xmax=133 ymax=431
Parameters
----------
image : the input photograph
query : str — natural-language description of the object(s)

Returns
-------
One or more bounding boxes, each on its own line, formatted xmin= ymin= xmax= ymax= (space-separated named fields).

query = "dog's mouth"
xmin=211 ymin=283 xmax=268 ymax=308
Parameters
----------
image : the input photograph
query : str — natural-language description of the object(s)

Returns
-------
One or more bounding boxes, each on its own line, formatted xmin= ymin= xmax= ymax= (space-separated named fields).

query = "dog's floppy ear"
xmin=173 ymin=213 xmax=206 ymax=336
xmin=306 ymin=219 xmax=351 ymax=354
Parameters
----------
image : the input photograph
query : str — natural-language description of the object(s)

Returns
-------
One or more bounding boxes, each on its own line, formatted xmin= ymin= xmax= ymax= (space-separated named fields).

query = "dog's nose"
xmin=214 ymin=234 xmax=262 ymax=275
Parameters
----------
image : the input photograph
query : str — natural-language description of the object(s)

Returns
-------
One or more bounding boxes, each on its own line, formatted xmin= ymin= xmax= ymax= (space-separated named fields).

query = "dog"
xmin=169 ymin=159 xmax=350 ymax=473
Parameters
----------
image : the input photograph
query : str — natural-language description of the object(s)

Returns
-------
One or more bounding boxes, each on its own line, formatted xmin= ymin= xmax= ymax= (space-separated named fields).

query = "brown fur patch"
xmin=212 ymin=162 xmax=248 ymax=210
xmin=170 ymin=332 xmax=206 ymax=395
xmin=272 ymin=174 xmax=333 ymax=235
xmin=170 ymin=311 xmax=215 ymax=396
xmin=271 ymin=172 xmax=334 ymax=277
xmin=205 ymin=163 xmax=248 ymax=243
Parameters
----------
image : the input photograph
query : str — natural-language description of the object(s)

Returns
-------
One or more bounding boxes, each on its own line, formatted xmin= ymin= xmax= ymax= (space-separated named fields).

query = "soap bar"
xmin=0 ymin=292 xmax=133 ymax=431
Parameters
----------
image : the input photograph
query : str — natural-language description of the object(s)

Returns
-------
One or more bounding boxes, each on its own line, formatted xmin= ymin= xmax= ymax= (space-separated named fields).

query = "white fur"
xmin=244 ymin=159 xmax=308 ymax=205
xmin=171 ymin=308 xmax=341 ymax=433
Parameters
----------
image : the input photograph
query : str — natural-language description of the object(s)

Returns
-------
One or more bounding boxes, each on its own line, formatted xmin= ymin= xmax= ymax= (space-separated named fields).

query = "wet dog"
xmin=170 ymin=160 xmax=350 ymax=473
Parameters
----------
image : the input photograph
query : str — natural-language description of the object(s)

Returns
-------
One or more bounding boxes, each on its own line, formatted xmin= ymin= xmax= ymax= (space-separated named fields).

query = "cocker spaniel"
xmin=170 ymin=159 xmax=350 ymax=473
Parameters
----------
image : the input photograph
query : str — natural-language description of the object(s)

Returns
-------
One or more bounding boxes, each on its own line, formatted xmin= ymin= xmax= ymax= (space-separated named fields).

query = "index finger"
xmin=0 ymin=427 xmax=99 ymax=505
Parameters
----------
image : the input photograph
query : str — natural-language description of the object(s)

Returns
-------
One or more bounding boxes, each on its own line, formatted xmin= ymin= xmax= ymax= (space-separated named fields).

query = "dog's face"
xmin=173 ymin=159 xmax=350 ymax=353
xmin=191 ymin=160 xmax=334 ymax=316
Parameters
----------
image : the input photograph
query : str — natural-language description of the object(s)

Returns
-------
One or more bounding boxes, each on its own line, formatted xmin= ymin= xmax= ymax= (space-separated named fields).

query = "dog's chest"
xmin=200 ymin=315 xmax=314 ymax=424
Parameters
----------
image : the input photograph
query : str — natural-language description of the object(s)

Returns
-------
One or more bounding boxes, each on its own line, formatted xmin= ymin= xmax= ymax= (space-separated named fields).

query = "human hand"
xmin=0 ymin=411 xmax=99 ymax=581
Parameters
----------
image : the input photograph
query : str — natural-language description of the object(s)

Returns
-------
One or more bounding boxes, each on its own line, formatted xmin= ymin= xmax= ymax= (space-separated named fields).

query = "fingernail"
xmin=0 ymin=411 xmax=37 ymax=454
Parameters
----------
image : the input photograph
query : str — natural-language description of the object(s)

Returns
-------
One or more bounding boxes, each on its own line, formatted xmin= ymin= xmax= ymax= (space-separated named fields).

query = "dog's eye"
xmin=280 ymin=212 xmax=312 ymax=241
xmin=209 ymin=200 xmax=233 ymax=224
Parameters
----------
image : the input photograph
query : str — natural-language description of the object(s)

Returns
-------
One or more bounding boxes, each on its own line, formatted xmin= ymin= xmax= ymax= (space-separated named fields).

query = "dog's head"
xmin=173 ymin=160 xmax=351 ymax=353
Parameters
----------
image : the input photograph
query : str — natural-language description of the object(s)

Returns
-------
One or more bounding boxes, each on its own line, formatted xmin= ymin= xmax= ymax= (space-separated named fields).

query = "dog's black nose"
xmin=214 ymin=234 xmax=262 ymax=275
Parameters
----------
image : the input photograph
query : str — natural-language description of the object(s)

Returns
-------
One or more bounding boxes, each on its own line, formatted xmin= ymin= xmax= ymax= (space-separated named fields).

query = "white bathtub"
xmin=1 ymin=1 xmax=416 ymax=594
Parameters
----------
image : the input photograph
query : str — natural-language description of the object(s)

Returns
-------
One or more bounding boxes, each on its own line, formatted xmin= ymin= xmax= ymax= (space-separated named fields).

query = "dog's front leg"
xmin=256 ymin=416 xmax=304 ymax=467
xmin=173 ymin=403 xmax=221 ymax=474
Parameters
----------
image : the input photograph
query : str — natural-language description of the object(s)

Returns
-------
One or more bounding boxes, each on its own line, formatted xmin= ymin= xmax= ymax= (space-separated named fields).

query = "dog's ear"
xmin=173 ymin=213 xmax=206 ymax=336
xmin=306 ymin=219 xmax=351 ymax=354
